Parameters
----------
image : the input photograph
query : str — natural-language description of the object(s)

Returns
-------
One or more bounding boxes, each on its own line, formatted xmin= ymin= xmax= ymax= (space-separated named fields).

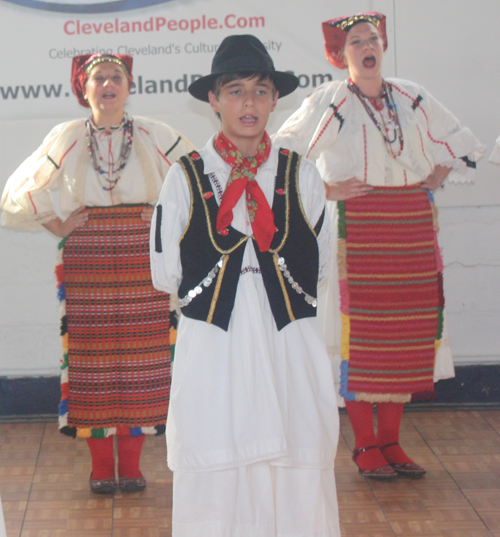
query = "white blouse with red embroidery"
xmin=273 ymin=78 xmax=486 ymax=404
xmin=1 ymin=116 xmax=194 ymax=231
xmin=273 ymin=78 xmax=485 ymax=188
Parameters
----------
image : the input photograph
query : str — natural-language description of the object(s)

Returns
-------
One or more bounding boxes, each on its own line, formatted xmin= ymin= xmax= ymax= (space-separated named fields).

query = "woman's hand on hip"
xmin=325 ymin=178 xmax=373 ymax=201
xmin=43 ymin=206 xmax=88 ymax=238
xmin=420 ymin=165 xmax=452 ymax=191
xmin=141 ymin=206 xmax=154 ymax=225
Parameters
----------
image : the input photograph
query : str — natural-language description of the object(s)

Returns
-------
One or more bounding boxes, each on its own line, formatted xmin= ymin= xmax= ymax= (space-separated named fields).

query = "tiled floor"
xmin=1 ymin=410 xmax=500 ymax=536
xmin=337 ymin=410 xmax=500 ymax=537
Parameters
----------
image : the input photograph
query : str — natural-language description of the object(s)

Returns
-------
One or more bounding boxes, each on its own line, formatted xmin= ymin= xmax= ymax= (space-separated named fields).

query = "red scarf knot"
xmin=214 ymin=131 xmax=275 ymax=252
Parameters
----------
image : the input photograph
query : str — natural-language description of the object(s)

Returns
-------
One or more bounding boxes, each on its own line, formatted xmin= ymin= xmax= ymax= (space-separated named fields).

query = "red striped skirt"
xmin=59 ymin=205 xmax=170 ymax=434
xmin=338 ymin=187 xmax=443 ymax=403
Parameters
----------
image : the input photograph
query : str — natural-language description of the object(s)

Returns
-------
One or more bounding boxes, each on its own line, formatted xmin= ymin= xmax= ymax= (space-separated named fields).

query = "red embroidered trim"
xmin=38 ymin=139 xmax=79 ymax=193
xmin=416 ymin=124 xmax=433 ymax=170
xmin=307 ymin=97 xmax=347 ymax=159
xmin=390 ymin=83 xmax=456 ymax=159
xmin=59 ymin=140 xmax=78 ymax=167
xmin=28 ymin=191 xmax=37 ymax=214
xmin=157 ymin=148 xmax=172 ymax=166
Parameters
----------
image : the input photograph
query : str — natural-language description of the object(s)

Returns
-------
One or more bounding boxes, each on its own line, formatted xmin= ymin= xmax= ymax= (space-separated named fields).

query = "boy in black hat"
xmin=150 ymin=34 xmax=340 ymax=537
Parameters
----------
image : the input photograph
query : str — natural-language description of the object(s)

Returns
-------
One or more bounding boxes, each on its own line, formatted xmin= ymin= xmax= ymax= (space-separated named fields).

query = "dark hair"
xmin=212 ymin=72 xmax=277 ymax=98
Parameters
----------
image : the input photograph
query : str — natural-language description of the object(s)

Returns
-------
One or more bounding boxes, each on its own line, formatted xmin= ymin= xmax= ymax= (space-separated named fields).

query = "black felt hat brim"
xmin=187 ymin=34 xmax=299 ymax=102
xmin=189 ymin=70 xmax=299 ymax=102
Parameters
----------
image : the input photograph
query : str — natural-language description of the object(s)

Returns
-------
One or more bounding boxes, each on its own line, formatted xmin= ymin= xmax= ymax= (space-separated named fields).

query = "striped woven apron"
xmin=338 ymin=187 xmax=443 ymax=403
xmin=57 ymin=205 xmax=170 ymax=438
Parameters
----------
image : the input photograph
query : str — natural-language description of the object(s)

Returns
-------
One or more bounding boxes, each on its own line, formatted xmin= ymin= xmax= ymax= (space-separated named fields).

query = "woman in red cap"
xmin=1 ymin=53 xmax=193 ymax=493
xmin=275 ymin=13 xmax=485 ymax=480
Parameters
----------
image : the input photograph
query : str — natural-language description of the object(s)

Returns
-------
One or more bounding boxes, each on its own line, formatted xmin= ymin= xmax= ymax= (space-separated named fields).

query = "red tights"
xmin=86 ymin=435 xmax=145 ymax=480
xmin=117 ymin=435 xmax=145 ymax=479
xmin=345 ymin=401 xmax=413 ymax=470
xmin=87 ymin=436 xmax=114 ymax=480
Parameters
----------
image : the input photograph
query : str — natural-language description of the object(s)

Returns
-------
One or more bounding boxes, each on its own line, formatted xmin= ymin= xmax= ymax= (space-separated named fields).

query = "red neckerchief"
xmin=214 ymin=131 xmax=275 ymax=252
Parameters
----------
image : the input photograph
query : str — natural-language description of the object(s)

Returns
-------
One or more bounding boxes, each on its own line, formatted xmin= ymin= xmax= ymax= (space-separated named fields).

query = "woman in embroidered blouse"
xmin=1 ymin=53 xmax=193 ymax=494
xmin=274 ymin=12 xmax=485 ymax=479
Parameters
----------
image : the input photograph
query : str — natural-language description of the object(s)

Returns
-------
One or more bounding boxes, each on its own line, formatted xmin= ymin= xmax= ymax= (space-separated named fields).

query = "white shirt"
xmin=273 ymin=78 xmax=485 ymax=187
xmin=150 ymin=137 xmax=339 ymax=472
xmin=1 ymin=116 xmax=194 ymax=230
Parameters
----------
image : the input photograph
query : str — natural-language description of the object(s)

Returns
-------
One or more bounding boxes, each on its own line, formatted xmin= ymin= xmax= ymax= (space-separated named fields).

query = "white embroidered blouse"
xmin=1 ymin=116 xmax=194 ymax=231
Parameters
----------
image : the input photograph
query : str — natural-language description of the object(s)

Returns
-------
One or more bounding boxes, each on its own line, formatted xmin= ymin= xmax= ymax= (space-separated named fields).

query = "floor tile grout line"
xmin=339 ymin=427 xmax=399 ymax=537
xmin=407 ymin=411 xmax=496 ymax=537
xmin=366 ymin=419 xmax=421 ymax=537
xmin=19 ymin=423 xmax=47 ymax=537
xmin=479 ymin=410 xmax=500 ymax=438
xmin=3 ymin=413 xmax=499 ymax=536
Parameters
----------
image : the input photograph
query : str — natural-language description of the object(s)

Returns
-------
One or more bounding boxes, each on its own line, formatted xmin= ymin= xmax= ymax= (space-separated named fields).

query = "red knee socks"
xmin=87 ymin=436 xmax=115 ymax=480
xmin=376 ymin=402 xmax=413 ymax=465
xmin=345 ymin=400 xmax=388 ymax=470
xmin=117 ymin=435 xmax=145 ymax=479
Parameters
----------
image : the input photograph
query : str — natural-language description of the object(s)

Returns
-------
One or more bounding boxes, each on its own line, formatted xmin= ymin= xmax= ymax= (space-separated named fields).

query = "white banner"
xmin=1 ymin=0 xmax=382 ymax=132
xmin=1 ymin=0 xmax=499 ymax=206
xmin=1 ymin=0 xmax=500 ymax=376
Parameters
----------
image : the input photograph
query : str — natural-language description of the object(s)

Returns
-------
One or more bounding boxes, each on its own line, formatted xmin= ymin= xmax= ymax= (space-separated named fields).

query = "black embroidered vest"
xmin=156 ymin=149 xmax=325 ymax=331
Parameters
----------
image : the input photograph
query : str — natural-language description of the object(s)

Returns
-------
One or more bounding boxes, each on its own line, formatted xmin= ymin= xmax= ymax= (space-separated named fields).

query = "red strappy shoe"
xmin=380 ymin=442 xmax=426 ymax=478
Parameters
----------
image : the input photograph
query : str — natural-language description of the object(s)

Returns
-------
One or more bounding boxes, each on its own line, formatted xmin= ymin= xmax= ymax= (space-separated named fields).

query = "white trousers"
xmin=0 ymin=493 xmax=6 ymax=537
xmin=172 ymin=462 xmax=341 ymax=537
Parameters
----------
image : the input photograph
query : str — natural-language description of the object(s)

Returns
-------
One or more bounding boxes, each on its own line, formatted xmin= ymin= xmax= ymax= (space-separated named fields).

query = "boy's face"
xmin=208 ymin=76 xmax=278 ymax=152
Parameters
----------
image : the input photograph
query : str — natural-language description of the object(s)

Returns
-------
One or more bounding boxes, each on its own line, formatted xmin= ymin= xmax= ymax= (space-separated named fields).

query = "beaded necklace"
xmin=86 ymin=114 xmax=134 ymax=191
xmin=348 ymin=79 xmax=404 ymax=159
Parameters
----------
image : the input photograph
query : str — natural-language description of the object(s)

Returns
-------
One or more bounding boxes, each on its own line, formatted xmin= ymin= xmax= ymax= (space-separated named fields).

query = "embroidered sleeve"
xmin=273 ymin=81 xmax=344 ymax=161
xmin=489 ymin=135 xmax=500 ymax=165
xmin=150 ymin=161 xmax=191 ymax=295
xmin=392 ymin=81 xmax=486 ymax=184
xmin=296 ymin=158 xmax=333 ymax=287
xmin=1 ymin=121 xmax=80 ymax=231
xmin=144 ymin=119 xmax=195 ymax=172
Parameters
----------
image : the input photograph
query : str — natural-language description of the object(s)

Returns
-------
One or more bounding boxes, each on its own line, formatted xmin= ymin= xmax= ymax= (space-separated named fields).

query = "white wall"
xmin=1 ymin=0 xmax=499 ymax=376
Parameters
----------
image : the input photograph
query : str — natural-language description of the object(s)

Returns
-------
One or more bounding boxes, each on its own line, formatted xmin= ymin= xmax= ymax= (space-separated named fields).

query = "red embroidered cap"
xmin=71 ymin=53 xmax=133 ymax=108
xmin=322 ymin=12 xmax=388 ymax=70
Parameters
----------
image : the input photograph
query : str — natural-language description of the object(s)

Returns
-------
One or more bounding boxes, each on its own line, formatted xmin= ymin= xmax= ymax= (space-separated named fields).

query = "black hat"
xmin=188 ymin=34 xmax=299 ymax=102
